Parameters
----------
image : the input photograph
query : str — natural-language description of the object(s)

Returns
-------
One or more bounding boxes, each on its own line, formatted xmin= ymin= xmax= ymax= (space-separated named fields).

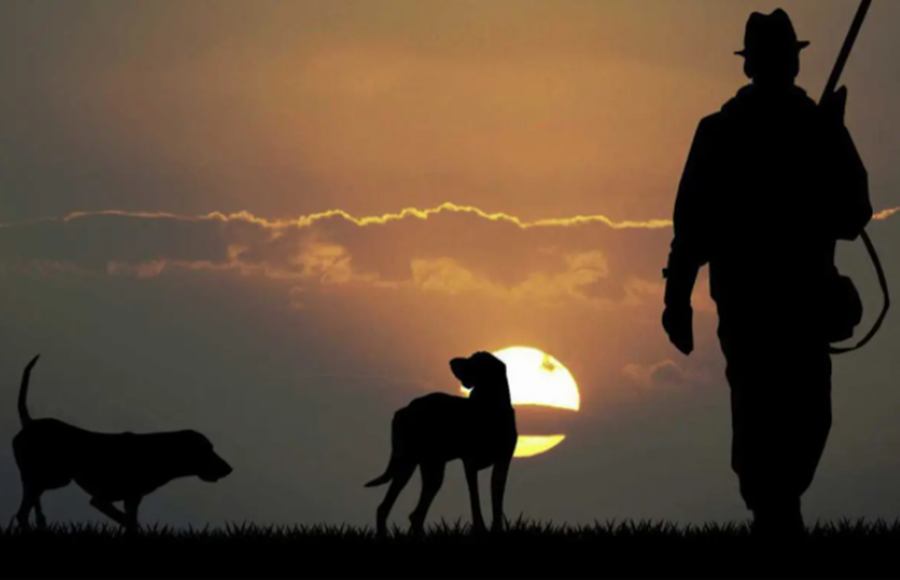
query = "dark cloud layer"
xmin=0 ymin=207 xmax=678 ymax=310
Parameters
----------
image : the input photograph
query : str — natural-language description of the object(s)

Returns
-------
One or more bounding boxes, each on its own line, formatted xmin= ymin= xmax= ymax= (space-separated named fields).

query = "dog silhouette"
xmin=365 ymin=351 xmax=518 ymax=536
xmin=11 ymin=354 xmax=233 ymax=533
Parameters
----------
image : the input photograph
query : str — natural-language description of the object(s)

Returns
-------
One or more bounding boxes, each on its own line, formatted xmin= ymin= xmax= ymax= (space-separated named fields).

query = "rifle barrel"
xmin=820 ymin=0 xmax=873 ymax=103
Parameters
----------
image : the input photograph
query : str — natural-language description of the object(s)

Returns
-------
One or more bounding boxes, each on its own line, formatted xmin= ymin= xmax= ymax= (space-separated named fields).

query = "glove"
xmin=662 ymin=304 xmax=693 ymax=355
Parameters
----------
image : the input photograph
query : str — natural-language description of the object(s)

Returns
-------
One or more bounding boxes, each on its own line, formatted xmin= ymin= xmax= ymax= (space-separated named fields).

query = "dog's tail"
xmin=363 ymin=461 xmax=395 ymax=488
xmin=18 ymin=354 xmax=40 ymax=427
xmin=364 ymin=411 xmax=404 ymax=487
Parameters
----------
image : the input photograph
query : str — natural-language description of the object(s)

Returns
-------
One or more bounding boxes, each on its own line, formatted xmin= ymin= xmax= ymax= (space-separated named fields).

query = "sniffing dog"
xmin=365 ymin=351 xmax=518 ymax=537
xmin=11 ymin=354 xmax=233 ymax=533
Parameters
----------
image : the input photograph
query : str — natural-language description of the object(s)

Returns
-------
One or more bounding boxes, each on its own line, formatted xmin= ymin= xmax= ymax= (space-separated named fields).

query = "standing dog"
xmin=11 ymin=354 xmax=233 ymax=533
xmin=365 ymin=351 xmax=518 ymax=537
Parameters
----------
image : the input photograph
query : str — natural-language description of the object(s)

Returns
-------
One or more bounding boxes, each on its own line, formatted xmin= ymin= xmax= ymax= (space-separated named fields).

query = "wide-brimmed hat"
xmin=734 ymin=8 xmax=810 ymax=57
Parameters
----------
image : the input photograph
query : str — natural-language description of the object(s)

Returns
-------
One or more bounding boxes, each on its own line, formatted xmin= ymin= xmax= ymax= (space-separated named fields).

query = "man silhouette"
xmin=662 ymin=9 xmax=872 ymax=538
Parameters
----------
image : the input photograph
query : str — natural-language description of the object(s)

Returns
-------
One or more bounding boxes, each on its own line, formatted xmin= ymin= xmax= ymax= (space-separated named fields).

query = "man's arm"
xmin=665 ymin=116 xmax=716 ymax=306
xmin=662 ymin=116 xmax=717 ymax=355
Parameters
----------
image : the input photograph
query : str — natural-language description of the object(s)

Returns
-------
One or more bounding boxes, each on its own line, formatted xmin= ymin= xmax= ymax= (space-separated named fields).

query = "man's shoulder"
xmin=693 ymin=111 xmax=726 ymax=139
xmin=699 ymin=111 xmax=725 ymax=126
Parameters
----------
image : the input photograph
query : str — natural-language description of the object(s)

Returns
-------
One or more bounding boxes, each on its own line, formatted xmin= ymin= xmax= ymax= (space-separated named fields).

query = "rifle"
xmin=820 ymin=0 xmax=890 ymax=354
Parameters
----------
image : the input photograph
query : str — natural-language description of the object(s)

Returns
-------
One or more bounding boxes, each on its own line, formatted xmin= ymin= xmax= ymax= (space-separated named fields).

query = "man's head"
xmin=735 ymin=9 xmax=809 ymax=86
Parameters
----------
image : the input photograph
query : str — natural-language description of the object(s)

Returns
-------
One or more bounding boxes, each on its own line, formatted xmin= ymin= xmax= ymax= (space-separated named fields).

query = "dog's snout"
xmin=212 ymin=454 xmax=232 ymax=475
xmin=198 ymin=452 xmax=233 ymax=482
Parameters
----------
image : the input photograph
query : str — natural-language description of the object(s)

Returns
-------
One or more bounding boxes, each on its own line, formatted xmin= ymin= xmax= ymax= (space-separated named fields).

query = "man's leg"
xmin=791 ymin=346 xmax=833 ymax=497
xmin=730 ymin=395 xmax=807 ymax=539
xmin=785 ymin=344 xmax=832 ymax=534
xmin=726 ymin=339 xmax=831 ymax=539
xmin=728 ymin=367 xmax=786 ymax=532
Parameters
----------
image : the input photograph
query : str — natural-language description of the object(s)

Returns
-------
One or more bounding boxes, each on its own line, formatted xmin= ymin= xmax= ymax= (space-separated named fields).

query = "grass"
xmin=2 ymin=517 xmax=900 ymax=578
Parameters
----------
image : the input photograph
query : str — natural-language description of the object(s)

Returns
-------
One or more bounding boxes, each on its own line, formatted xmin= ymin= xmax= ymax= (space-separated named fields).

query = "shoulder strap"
xmin=829 ymin=228 xmax=890 ymax=354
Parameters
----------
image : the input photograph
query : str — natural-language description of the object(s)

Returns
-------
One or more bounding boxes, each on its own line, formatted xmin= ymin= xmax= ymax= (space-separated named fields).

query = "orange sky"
xmin=1 ymin=0 xmax=899 ymax=529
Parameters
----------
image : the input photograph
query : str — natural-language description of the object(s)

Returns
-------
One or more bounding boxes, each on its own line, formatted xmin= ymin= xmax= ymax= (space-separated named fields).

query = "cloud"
xmin=1 ymin=202 xmax=896 ymax=310
xmin=622 ymin=359 xmax=690 ymax=389
xmin=407 ymin=249 xmax=613 ymax=306
xmin=0 ymin=203 xmax=671 ymax=308
xmin=874 ymin=207 xmax=900 ymax=221
xmin=107 ymin=259 xmax=167 ymax=279
xmin=2 ymin=202 xmax=670 ymax=232
xmin=293 ymin=243 xmax=361 ymax=285
xmin=10 ymin=199 xmax=893 ymax=232
xmin=410 ymin=257 xmax=498 ymax=296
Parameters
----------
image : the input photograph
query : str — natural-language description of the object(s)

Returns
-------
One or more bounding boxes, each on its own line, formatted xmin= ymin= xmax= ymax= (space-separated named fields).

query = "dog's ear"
xmin=450 ymin=357 xmax=475 ymax=388
xmin=452 ymin=351 xmax=506 ymax=388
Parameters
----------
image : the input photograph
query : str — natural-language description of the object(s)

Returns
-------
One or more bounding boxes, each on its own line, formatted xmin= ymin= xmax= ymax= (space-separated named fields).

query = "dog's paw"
xmin=408 ymin=527 xmax=426 ymax=539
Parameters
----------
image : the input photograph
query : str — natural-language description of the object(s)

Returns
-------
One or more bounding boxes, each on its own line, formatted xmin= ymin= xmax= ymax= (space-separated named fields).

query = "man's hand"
xmin=662 ymin=305 xmax=693 ymax=355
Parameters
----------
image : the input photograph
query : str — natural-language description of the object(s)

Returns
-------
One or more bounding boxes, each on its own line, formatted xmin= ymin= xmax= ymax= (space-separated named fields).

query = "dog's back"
xmin=398 ymin=393 xmax=477 ymax=462
xmin=393 ymin=391 xmax=515 ymax=463
xmin=13 ymin=417 xmax=93 ymax=492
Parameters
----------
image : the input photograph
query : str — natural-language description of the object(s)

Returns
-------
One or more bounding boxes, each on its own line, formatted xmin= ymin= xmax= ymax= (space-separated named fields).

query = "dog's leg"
xmin=409 ymin=461 xmax=445 ymax=536
xmin=490 ymin=456 xmax=511 ymax=533
xmin=15 ymin=486 xmax=39 ymax=531
xmin=33 ymin=496 xmax=47 ymax=530
xmin=463 ymin=460 xmax=487 ymax=534
xmin=89 ymin=498 xmax=129 ymax=528
xmin=375 ymin=462 xmax=416 ymax=538
xmin=124 ymin=497 xmax=141 ymax=535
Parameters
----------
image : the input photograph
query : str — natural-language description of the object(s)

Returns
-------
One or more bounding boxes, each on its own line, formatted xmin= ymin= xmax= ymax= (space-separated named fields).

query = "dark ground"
xmin=2 ymin=518 xmax=899 ymax=578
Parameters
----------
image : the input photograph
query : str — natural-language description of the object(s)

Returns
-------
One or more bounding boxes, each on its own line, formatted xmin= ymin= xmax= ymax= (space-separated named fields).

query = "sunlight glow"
xmin=495 ymin=346 xmax=580 ymax=410
xmin=460 ymin=346 xmax=580 ymax=458
xmin=514 ymin=435 xmax=567 ymax=458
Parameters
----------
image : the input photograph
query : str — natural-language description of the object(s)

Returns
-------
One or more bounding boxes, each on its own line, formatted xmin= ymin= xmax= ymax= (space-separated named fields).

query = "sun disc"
xmin=514 ymin=435 xmax=566 ymax=458
xmin=459 ymin=346 xmax=580 ymax=458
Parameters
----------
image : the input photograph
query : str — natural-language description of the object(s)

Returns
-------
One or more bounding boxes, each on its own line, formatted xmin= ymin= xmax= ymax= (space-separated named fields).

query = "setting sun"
xmin=460 ymin=346 xmax=580 ymax=458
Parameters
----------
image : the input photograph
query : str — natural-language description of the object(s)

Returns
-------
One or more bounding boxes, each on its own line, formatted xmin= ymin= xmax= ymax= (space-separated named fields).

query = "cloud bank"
xmin=5 ymin=202 xmax=893 ymax=310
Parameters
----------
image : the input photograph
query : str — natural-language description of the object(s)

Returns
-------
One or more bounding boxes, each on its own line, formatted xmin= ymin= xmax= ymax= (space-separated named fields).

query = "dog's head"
xmin=179 ymin=430 xmax=233 ymax=483
xmin=450 ymin=351 xmax=510 ymax=405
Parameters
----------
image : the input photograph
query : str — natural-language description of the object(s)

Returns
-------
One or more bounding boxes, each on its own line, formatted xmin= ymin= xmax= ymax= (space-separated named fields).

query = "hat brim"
xmin=735 ymin=40 xmax=809 ymax=56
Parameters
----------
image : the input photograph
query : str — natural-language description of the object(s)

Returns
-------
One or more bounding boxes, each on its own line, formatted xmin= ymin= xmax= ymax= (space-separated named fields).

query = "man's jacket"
xmin=665 ymin=83 xmax=872 ymax=329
